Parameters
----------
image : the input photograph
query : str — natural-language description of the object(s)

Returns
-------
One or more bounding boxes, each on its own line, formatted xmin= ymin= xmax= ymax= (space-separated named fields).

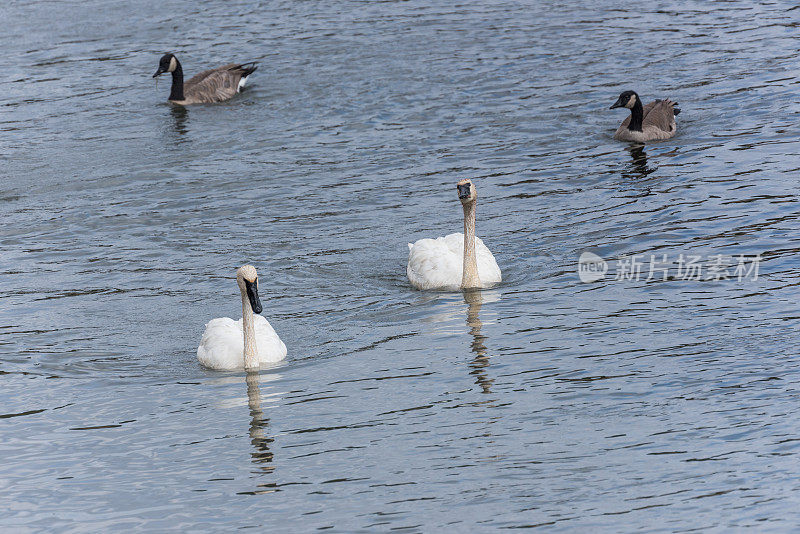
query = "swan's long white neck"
xmin=461 ymin=199 xmax=481 ymax=289
xmin=241 ymin=288 xmax=258 ymax=369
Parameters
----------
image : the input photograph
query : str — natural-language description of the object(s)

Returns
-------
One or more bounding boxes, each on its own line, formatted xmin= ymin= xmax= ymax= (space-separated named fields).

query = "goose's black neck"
xmin=169 ymin=61 xmax=184 ymax=101
xmin=627 ymin=99 xmax=644 ymax=132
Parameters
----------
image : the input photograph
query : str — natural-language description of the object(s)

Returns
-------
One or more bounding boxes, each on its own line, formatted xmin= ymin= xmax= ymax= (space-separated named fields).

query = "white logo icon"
xmin=578 ymin=251 xmax=608 ymax=283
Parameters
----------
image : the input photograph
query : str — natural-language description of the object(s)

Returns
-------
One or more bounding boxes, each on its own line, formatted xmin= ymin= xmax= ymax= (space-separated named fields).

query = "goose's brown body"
xmin=610 ymin=91 xmax=680 ymax=143
xmin=614 ymin=99 xmax=679 ymax=142
xmin=172 ymin=63 xmax=257 ymax=105
xmin=154 ymin=53 xmax=257 ymax=105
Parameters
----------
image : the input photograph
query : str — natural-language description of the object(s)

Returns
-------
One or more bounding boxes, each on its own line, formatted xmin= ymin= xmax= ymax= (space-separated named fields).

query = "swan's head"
xmin=236 ymin=265 xmax=262 ymax=314
xmin=457 ymin=178 xmax=476 ymax=204
xmin=153 ymin=53 xmax=178 ymax=78
xmin=610 ymin=90 xmax=639 ymax=110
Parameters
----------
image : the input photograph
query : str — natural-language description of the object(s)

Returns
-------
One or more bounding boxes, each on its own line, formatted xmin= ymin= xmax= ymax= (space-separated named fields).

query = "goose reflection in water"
xmin=169 ymin=105 xmax=189 ymax=137
xmin=624 ymin=144 xmax=657 ymax=180
xmin=463 ymin=289 xmax=493 ymax=394
xmin=245 ymin=371 xmax=277 ymax=495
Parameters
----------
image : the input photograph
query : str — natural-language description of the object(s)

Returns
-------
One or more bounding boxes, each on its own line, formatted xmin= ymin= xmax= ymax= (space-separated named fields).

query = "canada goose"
xmin=407 ymin=179 xmax=502 ymax=291
xmin=197 ymin=265 xmax=286 ymax=370
xmin=153 ymin=53 xmax=257 ymax=105
xmin=610 ymin=90 xmax=680 ymax=142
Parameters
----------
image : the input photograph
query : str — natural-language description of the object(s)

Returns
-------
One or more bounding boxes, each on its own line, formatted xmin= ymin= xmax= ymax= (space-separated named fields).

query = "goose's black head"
xmin=610 ymin=90 xmax=639 ymax=110
xmin=153 ymin=53 xmax=178 ymax=78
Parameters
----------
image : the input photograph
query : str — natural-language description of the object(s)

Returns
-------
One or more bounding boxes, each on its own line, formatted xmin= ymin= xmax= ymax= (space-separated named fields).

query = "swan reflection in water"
xmin=245 ymin=371 xmax=278 ymax=495
xmin=204 ymin=372 xmax=282 ymax=494
xmin=418 ymin=289 xmax=500 ymax=394
xmin=463 ymin=289 xmax=494 ymax=394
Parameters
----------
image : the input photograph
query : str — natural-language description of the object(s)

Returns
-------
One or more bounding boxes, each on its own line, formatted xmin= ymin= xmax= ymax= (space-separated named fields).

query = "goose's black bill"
xmin=457 ymin=182 xmax=471 ymax=199
xmin=153 ymin=67 xmax=165 ymax=78
xmin=610 ymin=97 xmax=625 ymax=109
xmin=245 ymin=279 xmax=262 ymax=314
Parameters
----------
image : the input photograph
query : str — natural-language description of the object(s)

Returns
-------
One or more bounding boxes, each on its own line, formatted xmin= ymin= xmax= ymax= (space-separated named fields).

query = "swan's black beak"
xmin=610 ymin=97 xmax=624 ymax=109
xmin=153 ymin=67 xmax=165 ymax=78
xmin=457 ymin=182 xmax=471 ymax=200
xmin=245 ymin=279 xmax=262 ymax=314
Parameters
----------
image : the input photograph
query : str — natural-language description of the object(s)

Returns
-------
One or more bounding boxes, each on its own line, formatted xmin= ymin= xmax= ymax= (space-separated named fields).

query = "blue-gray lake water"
xmin=2 ymin=0 xmax=800 ymax=531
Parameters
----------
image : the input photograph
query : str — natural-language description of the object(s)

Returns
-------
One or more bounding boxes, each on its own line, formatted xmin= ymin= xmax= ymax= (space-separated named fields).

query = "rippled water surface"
xmin=2 ymin=0 xmax=800 ymax=531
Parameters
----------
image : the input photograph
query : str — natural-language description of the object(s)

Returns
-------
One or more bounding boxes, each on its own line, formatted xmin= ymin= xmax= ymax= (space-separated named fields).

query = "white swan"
xmin=197 ymin=265 xmax=287 ymax=370
xmin=407 ymin=178 xmax=502 ymax=291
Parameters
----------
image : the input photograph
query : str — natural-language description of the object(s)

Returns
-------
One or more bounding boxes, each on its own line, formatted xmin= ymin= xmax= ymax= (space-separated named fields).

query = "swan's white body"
xmin=407 ymin=179 xmax=501 ymax=291
xmin=197 ymin=265 xmax=286 ymax=371
xmin=197 ymin=315 xmax=286 ymax=370
xmin=407 ymin=233 xmax=501 ymax=291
